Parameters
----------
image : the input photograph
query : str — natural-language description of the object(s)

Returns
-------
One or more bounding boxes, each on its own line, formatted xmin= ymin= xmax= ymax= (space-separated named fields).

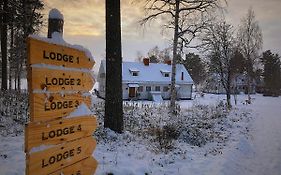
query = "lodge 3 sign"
xmin=30 ymin=93 xmax=91 ymax=122
xmin=25 ymin=37 xmax=97 ymax=175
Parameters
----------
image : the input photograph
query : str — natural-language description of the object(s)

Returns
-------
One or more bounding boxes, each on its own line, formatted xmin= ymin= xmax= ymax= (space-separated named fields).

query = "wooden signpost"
xmin=29 ymin=93 xmax=91 ymax=122
xmin=25 ymin=116 xmax=97 ymax=152
xmin=26 ymin=137 xmax=96 ymax=175
xmin=50 ymin=157 xmax=98 ymax=175
xmin=30 ymin=67 xmax=95 ymax=92
xmin=28 ymin=38 xmax=95 ymax=69
xmin=25 ymin=36 xmax=98 ymax=175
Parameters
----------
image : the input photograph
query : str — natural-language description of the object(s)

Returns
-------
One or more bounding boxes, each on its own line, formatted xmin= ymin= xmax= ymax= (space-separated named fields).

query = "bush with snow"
xmin=0 ymin=91 xmax=28 ymax=136
xmin=92 ymin=100 xmax=250 ymax=154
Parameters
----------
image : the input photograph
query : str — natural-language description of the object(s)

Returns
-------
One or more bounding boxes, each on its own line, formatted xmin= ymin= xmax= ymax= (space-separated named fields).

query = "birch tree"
xmin=140 ymin=0 xmax=225 ymax=113
xmin=237 ymin=8 xmax=263 ymax=103
xmin=201 ymin=19 xmax=235 ymax=108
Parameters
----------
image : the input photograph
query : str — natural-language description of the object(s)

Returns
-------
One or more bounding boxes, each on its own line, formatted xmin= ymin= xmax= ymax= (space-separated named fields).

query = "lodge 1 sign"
xmin=25 ymin=37 xmax=98 ymax=175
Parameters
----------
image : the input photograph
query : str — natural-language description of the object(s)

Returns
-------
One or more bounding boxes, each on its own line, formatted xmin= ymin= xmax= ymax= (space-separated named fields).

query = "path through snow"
xmin=218 ymin=95 xmax=281 ymax=175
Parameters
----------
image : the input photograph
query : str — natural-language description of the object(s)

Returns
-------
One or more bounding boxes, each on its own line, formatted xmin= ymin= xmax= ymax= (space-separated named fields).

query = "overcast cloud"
xmin=42 ymin=0 xmax=281 ymax=72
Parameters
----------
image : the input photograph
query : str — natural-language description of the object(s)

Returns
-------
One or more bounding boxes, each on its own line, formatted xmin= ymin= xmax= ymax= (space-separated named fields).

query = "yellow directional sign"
xmin=28 ymin=37 xmax=95 ymax=69
xmin=29 ymin=93 xmax=91 ymax=122
xmin=25 ymin=116 xmax=97 ymax=152
xmin=29 ymin=67 xmax=94 ymax=92
xmin=26 ymin=35 xmax=98 ymax=175
xmin=50 ymin=157 xmax=98 ymax=175
xmin=26 ymin=136 xmax=96 ymax=175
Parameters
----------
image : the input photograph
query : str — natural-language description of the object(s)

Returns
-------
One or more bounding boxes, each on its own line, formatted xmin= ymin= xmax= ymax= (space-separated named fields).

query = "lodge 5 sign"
xmin=25 ymin=37 xmax=98 ymax=175
xmin=26 ymin=137 xmax=96 ymax=175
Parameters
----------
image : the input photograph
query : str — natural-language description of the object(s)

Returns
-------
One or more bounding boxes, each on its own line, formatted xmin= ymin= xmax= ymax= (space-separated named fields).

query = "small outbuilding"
xmin=97 ymin=58 xmax=193 ymax=101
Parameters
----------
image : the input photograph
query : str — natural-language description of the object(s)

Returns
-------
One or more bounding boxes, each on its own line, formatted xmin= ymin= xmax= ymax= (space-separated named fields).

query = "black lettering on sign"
xmin=77 ymin=146 xmax=81 ymax=154
xmin=44 ymin=100 xmax=76 ymax=111
xmin=43 ymin=50 xmax=74 ymax=63
xmin=41 ymin=148 xmax=77 ymax=168
xmin=70 ymin=171 xmax=81 ymax=175
xmin=41 ymin=124 xmax=82 ymax=141
xmin=77 ymin=79 xmax=81 ymax=85
xmin=45 ymin=78 xmax=82 ymax=86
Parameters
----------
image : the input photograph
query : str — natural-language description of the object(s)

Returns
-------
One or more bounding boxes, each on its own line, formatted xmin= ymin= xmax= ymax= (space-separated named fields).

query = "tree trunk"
xmin=170 ymin=0 xmax=180 ymax=114
xmin=9 ymin=25 xmax=14 ymax=90
xmin=17 ymin=62 xmax=22 ymax=92
xmin=105 ymin=0 xmax=123 ymax=133
xmin=1 ymin=0 xmax=8 ymax=90
xmin=226 ymin=71 xmax=232 ymax=109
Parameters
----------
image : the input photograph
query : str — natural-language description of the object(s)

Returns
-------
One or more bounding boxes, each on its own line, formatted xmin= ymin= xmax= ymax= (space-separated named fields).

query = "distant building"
xmin=97 ymin=58 xmax=194 ymax=101
xmin=204 ymin=73 xmax=256 ymax=94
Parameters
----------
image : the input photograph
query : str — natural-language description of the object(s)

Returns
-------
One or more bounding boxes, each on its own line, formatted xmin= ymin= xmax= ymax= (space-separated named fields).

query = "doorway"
xmin=129 ymin=87 xmax=136 ymax=98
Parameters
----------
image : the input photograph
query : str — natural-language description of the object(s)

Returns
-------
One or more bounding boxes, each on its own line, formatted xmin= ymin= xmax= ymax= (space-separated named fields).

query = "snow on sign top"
xmin=29 ymin=33 xmax=95 ymax=64
xmin=49 ymin=8 xmax=64 ymax=20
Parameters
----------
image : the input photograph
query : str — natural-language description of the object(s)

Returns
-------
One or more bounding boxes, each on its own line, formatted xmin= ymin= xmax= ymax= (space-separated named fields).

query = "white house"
xmin=97 ymin=58 xmax=194 ymax=101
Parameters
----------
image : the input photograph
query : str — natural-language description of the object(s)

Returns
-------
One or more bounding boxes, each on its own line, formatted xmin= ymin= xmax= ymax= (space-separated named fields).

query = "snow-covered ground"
xmin=0 ymin=94 xmax=281 ymax=175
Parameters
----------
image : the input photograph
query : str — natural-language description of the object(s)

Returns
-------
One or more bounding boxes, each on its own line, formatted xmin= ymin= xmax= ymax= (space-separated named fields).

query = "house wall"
xmin=178 ymin=84 xmax=192 ymax=99
xmin=122 ymin=83 xmax=193 ymax=100
xmin=98 ymin=76 xmax=106 ymax=98
xmin=122 ymin=84 xmax=129 ymax=100
xmin=100 ymin=81 xmax=192 ymax=100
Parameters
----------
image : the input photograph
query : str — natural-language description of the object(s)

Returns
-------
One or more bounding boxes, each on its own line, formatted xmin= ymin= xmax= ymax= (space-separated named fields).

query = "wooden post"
xmin=47 ymin=8 xmax=64 ymax=38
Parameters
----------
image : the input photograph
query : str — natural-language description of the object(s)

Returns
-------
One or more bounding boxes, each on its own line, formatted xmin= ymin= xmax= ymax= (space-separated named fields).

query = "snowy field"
xmin=1 ymin=93 xmax=281 ymax=175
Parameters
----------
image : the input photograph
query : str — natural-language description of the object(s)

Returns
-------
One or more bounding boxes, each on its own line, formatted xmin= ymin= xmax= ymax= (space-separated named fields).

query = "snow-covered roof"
xmin=100 ymin=60 xmax=193 ymax=84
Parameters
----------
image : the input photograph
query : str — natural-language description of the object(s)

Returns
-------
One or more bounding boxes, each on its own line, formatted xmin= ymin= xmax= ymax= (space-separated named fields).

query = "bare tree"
xmin=201 ymin=19 xmax=235 ymax=108
xmin=140 ymin=0 xmax=225 ymax=114
xmin=237 ymin=8 xmax=263 ymax=103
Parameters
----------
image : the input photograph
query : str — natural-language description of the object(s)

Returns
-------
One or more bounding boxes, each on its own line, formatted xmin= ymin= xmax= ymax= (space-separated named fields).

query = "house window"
xmin=155 ymin=86 xmax=160 ymax=91
xmin=163 ymin=86 xmax=169 ymax=92
xmin=146 ymin=86 xmax=151 ymax=92
xmin=138 ymin=86 xmax=143 ymax=92
xmin=160 ymin=70 xmax=171 ymax=77
xmin=132 ymin=72 xmax=138 ymax=76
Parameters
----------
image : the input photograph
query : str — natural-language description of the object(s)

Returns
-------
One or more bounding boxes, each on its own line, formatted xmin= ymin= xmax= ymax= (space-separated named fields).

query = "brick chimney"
xmin=143 ymin=58 xmax=150 ymax=66
xmin=165 ymin=60 xmax=172 ymax=65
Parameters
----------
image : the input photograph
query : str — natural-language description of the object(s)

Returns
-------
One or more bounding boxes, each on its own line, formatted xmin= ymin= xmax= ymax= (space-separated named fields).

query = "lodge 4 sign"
xmin=25 ymin=116 xmax=97 ymax=152
xmin=29 ymin=67 xmax=94 ymax=92
xmin=26 ymin=136 xmax=96 ymax=175
xmin=29 ymin=93 xmax=91 ymax=122
xmin=28 ymin=38 xmax=95 ymax=69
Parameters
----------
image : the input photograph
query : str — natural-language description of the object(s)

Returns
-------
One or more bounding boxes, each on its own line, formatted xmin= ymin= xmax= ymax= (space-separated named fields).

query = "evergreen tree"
xmin=261 ymin=50 xmax=281 ymax=96
xmin=180 ymin=53 xmax=206 ymax=85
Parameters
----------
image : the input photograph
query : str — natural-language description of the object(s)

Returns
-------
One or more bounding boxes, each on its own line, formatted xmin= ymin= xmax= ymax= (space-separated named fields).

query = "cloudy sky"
xmin=41 ymin=0 xmax=281 ymax=71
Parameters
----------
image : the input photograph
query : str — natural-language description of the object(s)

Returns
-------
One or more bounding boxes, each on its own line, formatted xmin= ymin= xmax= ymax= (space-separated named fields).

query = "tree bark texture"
xmin=1 ymin=0 xmax=8 ymax=90
xmin=105 ymin=0 xmax=124 ymax=133
xmin=170 ymin=0 xmax=180 ymax=114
